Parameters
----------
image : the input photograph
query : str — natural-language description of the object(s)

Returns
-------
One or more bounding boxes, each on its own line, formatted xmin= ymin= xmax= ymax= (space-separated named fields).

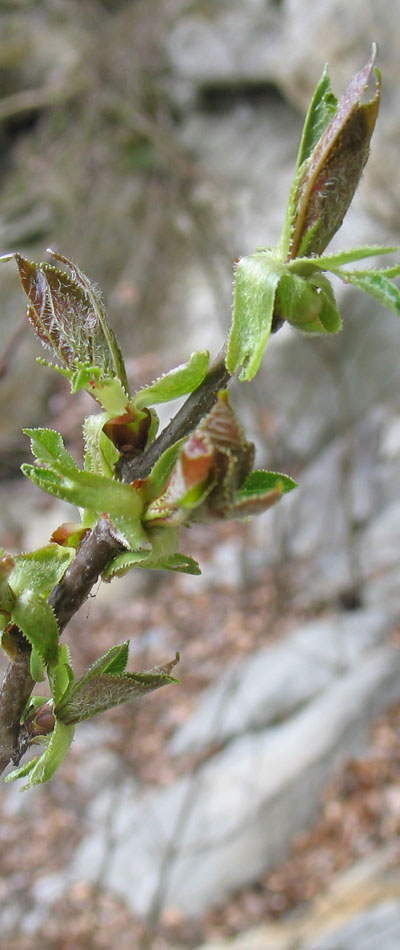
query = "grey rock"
xmin=309 ymin=901 xmax=400 ymax=950
xmin=70 ymin=642 xmax=400 ymax=918
xmin=169 ymin=609 xmax=390 ymax=757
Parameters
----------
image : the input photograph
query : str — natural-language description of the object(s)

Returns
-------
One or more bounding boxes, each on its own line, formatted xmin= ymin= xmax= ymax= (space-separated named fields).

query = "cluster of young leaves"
xmin=5 ymin=642 xmax=180 ymax=790
xmin=0 ymin=256 xmax=295 ymax=788
xmin=227 ymin=45 xmax=400 ymax=380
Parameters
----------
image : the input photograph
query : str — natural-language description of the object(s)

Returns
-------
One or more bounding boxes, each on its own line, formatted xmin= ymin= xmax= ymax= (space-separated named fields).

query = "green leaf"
xmin=108 ymin=514 xmax=150 ymax=551
xmin=296 ymin=66 xmax=338 ymax=170
xmin=83 ymin=412 xmax=119 ymax=477
xmin=48 ymin=644 xmax=74 ymax=706
xmin=70 ymin=641 xmax=130 ymax=687
xmin=336 ymin=270 xmax=400 ymax=316
xmin=239 ymin=470 xmax=297 ymax=497
xmin=285 ymin=47 xmax=380 ymax=260
xmin=5 ymin=756 xmax=41 ymax=784
xmin=274 ymin=272 xmax=340 ymax=334
xmin=134 ymin=351 xmax=209 ymax=409
xmin=8 ymin=546 xmax=74 ymax=597
xmin=308 ymin=274 xmax=342 ymax=333
xmin=23 ymin=428 xmax=79 ymax=476
xmin=102 ymin=549 xmax=153 ymax=579
xmin=228 ymin=469 xmax=297 ymax=520
xmin=48 ymin=250 xmax=129 ymax=392
xmin=57 ymin=654 xmax=180 ymax=724
xmin=145 ymin=553 xmax=202 ymax=575
xmin=21 ymin=465 xmax=147 ymax=548
xmin=289 ymin=245 xmax=399 ymax=276
xmin=30 ymin=648 xmax=46 ymax=682
xmin=6 ymin=719 xmax=75 ymax=789
xmin=71 ymin=365 xmax=130 ymax=414
xmin=104 ymin=549 xmax=201 ymax=578
xmin=143 ymin=439 xmax=185 ymax=502
xmin=11 ymin=592 xmax=59 ymax=664
xmin=227 ymin=254 xmax=283 ymax=380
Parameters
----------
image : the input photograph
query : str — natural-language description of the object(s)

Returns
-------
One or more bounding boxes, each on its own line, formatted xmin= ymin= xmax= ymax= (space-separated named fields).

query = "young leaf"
xmin=274 ymin=272 xmax=339 ymax=335
xmin=48 ymin=249 xmax=129 ymax=392
xmin=295 ymin=65 xmax=338 ymax=168
xmin=23 ymin=428 xmax=79 ymax=476
xmin=8 ymin=546 xmax=74 ymax=597
xmin=5 ymin=756 xmax=41 ymax=784
xmin=227 ymin=254 xmax=283 ymax=380
xmin=103 ymin=550 xmax=201 ymax=579
xmin=30 ymin=648 xmax=46 ymax=683
xmin=288 ymin=245 xmax=399 ymax=275
xmin=142 ymin=553 xmax=201 ymax=575
xmin=48 ymin=644 xmax=74 ymax=707
xmin=0 ymin=251 xmax=128 ymax=392
xmin=141 ymin=439 xmax=185 ymax=503
xmin=239 ymin=470 xmax=297 ymax=496
xmin=83 ymin=412 xmax=119 ymax=477
xmin=56 ymin=654 xmax=180 ymax=724
xmin=21 ymin=465 xmax=146 ymax=543
xmin=70 ymin=641 xmax=130 ymax=686
xmin=102 ymin=550 xmax=151 ymax=579
xmin=285 ymin=46 xmax=381 ymax=260
xmin=336 ymin=270 xmax=400 ymax=316
xmin=5 ymin=719 xmax=75 ymax=790
xmin=70 ymin=365 xmax=130 ymax=414
xmin=11 ymin=592 xmax=59 ymax=664
xmin=134 ymin=351 xmax=209 ymax=410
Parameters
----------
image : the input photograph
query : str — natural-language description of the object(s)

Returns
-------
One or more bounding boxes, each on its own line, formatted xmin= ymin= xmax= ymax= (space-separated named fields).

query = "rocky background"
xmin=2 ymin=1 xmax=400 ymax=949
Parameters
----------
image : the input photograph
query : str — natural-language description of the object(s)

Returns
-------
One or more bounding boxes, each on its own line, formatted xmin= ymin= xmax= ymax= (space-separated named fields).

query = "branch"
xmin=0 ymin=350 xmax=232 ymax=775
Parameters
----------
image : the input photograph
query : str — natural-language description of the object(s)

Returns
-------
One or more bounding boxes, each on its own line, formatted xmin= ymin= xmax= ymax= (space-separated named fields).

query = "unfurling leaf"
xmin=5 ymin=719 xmax=74 ymax=789
xmin=11 ymin=593 xmax=59 ymax=665
xmin=225 ymin=48 xmax=400 ymax=381
xmin=133 ymin=351 xmax=209 ymax=409
xmin=102 ymin=406 xmax=156 ymax=458
xmin=0 ymin=250 xmax=129 ymax=401
xmin=56 ymin=651 xmax=180 ymax=723
xmin=145 ymin=392 xmax=295 ymax=524
xmin=283 ymin=45 xmax=381 ymax=260
xmin=227 ymin=254 xmax=283 ymax=380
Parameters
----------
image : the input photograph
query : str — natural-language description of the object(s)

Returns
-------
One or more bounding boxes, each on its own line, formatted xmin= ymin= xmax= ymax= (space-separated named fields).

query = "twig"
xmin=0 ymin=86 xmax=76 ymax=124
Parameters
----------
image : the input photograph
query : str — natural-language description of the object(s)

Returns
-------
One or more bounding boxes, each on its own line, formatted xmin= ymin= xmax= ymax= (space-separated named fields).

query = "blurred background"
xmin=2 ymin=1 xmax=400 ymax=948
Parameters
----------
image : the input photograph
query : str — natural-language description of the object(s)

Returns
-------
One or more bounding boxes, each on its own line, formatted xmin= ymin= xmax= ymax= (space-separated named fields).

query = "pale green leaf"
xmin=83 ymin=412 xmax=119 ymax=477
xmin=48 ymin=644 xmax=74 ymax=706
xmin=134 ymin=351 xmax=209 ymax=409
xmin=67 ymin=642 xmax=130 ymax=690
xmin=308 ymin=274 xmax=342 ymax=332
xmin=142 ymin=439 xmax=184 ymax=504
xmin=57 ymin=655 xmax=180 ymax=724
xmin=30 ymin=648 xmax=46 ymax=682
xmin=239 ymin=470 xmax=297 ymax=497
xmin=227 ymin=254 xmax=283 ymax=380
xmin=5 ymin=756 xmax=41 ymax=784
xmin=296 ymin=66 xmax=338 ymax=169
xmin=102 ymin=549 xmax=152 ymax=579
xmin=288 ymin=245 xmax=399 ymax=276
xmin=9 ymin=546 xmax=74 ymax=597
xmin=338 ymin=270 xmax=400 ymax=316
xmin=11 ymin=592 xmax=59 ymax=664
xmin=275 ymin=272 xmax=338 ymax=335
xmin=142 ymin=553 xmax=202 ymax=575
xmin=21 ymin=465 xmax=144 ymax=529
xmin=23 ymin=428 xmax=79 ymax=475
xmin=17 ymin=719 xmax=74 ymax=789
